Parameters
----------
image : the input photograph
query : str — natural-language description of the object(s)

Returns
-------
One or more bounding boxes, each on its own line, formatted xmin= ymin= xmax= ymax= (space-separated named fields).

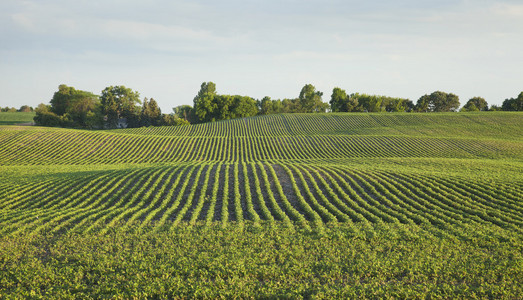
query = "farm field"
xmin=0 ymin=112 xmax=35 ymax=125
xmin=0 ymin=112 xmax=522 ymax=298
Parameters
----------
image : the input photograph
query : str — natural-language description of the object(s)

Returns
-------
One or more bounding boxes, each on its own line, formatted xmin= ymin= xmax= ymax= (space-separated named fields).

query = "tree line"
xmin=34 ymin=85 xmax=189 ymax=129
xmin=31 ymin=83 xmax=523 ymax=128
xmin=1 ymin=105 xmax=34 ymax=113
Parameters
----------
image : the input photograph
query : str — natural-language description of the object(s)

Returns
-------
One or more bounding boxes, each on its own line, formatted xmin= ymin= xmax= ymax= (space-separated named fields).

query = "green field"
xmin=1 ymin=112 xmax=522 ymax=298
xmin=0 ymin=112 xmax=35 ymax=125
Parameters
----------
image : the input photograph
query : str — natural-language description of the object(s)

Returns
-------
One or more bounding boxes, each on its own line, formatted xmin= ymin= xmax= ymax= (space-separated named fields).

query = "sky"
xmin=1 ymin=0 xmax=522 ymax=112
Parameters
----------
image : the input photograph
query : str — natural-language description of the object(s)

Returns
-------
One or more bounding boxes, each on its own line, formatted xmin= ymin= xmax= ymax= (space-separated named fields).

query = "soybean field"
xmin=1 ymin=112 xmax=522 ymax=298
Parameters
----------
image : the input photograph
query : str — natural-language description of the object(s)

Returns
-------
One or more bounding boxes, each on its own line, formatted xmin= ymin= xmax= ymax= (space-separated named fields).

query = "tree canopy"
xmin=415 ymin=91 xmax=460 ymax=112
xmin=100 ymin=86 xmax=141 ymax=128
xmin=461 ymin=97 xmax=489 ymax=112
xmin=502 ymin=92 xmax=523 ymax=111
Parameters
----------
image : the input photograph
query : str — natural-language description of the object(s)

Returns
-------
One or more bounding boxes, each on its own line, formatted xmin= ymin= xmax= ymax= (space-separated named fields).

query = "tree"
xmin=38 ymin=85 xmax=100 ymax=128
xmin=50 ymin=84 xmax=98 ymax=116
xmin=501 ymin=92 xmax=523 ymax=111
xmin=18 ymin=105 xmax=32 ymax=112
xmin=140 ymin=98 xmax=162 ymax=126
xmin=259 ymin=96 xmax=274 ymax=115
xmin=160 ymin=114 xmax=190 ymax=126
xmin=282 ymin=98 xmax=298 ymax=113
xmin=415 ymin=91 xmax=460 ymax=112
xmin=299 ymin=84 xmax=325 ymax=113
xmin=231 ymin=96 xmax=258 ymax=118
xmin=462 ymin=97 xmax=488 ymax=112
xmin=193 ymin=82 xmax=217 ymax=123
xmin=330 ymin=87 xmax=347 ymax=112
xmin=272 ymin=99 xmax=284 ymax=114
xmin=213 ymin=95 xmax=235 ymax=120
xmin=67 ymin=95 xmax=100 ymax=127
xmin=34 ymin=104 xmax=61 ymax=127
xmin=100 ymin=85 xmax=141 ymax=128
xmin=173 ymin=105 xmax=193 ymax=121
xmin=489 ymin=104 xmax=502 ymax=111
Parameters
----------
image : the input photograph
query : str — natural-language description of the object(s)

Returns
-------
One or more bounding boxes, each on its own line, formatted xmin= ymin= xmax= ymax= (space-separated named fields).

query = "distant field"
xmin=0 ymin=112 xmax=521 ymax=298
xmin=0 ymin=111 xmax=35 ymax=125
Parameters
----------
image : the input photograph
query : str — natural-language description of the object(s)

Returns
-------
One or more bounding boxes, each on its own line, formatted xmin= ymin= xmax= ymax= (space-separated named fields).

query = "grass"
xmin=0 ymin=112 xmax=35 ymax=125
xmin=0 ymin=112 xmax=522 ymax=298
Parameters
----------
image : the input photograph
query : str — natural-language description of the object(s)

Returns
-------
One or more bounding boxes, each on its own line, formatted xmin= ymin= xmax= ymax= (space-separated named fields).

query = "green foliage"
xmin=18 ymin=105 xmax=33 ymax=112
xmin=192 ymin=82 xmax=259 ymax=123
xmin=1 ymin=112 xmax=522 ymax=298
xmin=415 ymin=91 xmax=460 ymax=112
xmin=193 ymin=82 xmax=217 ymax=123
xmin=330 ymin=88 xmax=411 ymax=113
xmin=100 ymin=85 xmax=141 ymax=128
xmin=0 ymin=223 xmax=521 ymax=298
xmin=502 ymin=92 xmax=523 ymax=111
xmin=140 ymin=98 xmax=162 ymax=126
xmin=33 ymin=104 xmax=62 ymax=127
xmin=462 ymin=96 xmax=488 ymax=112
xmin=1 ymin=107 xmax=17 ymax=112
xmin=35 ymin=85 xmax=101 ymax=128
xmin=299 ymin=84 xmax=327 ymax=113
xmin=173 ymin=104 xmax=193 ymax=121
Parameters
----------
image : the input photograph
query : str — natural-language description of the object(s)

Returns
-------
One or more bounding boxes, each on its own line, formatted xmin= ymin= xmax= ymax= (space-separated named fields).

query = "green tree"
xmin=18 ymin=105 xmax=32 ymax=112
xmin=50 ymin=84 xmax=98 ymax=116
xmin=33 ymin=103 xmax=61 ymax=127
xmin=160 ymin=114 xmax=190 ymax=126
xmin=173 ymin=105 xmax=193 ymax=121
xmin=231 ymin=96 xmax=258 ymax=118
xmin=272 ymin=99 xmax=284 ymax=114
xmin=462 ymin=97 xmax=488 ymax=112
xmin=415 ymin=91 xmax=460 ymax=112
xmin=282 ymin=98 xmax=298 ymax=113
xmin=100 ymin=86 xmax=141 ymax=128
xmin=141 ymin=98 xmax=162 ymax=126
xmin=299 ymin=84 xmax=325 ymax=113
xmin=66 ymin=95 xmax=100 ymax=127
xmin=259 ymin=96 xmax=274 ymax=115
xmin=193 ymin=82 xmax=217 ymax=123
xmin=330 ymin=87 xmax=347 ymax=112
xmin=213 ymin=95 xmax=235 ymax=120
xmin=502 ymin=92 xmax=523 ymax=111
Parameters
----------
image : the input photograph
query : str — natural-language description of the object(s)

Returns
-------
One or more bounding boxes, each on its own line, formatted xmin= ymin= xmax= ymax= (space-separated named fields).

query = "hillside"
xmin=1 ymin=112 xmax=522 ymax=298
xmin=0 ymin=112 xmax=521 ymax=232
xmin=0 ymin=112 xmax=35 ymax=125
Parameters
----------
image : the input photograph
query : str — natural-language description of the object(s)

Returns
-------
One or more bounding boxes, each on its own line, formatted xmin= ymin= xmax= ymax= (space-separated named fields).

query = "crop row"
xmin=1 ymin=162 xmax=521 ymax=234
xmin=115 ymin=112 xmax=523 ymax=138
xmin=1 ymin=129 xmax=520 ymax=165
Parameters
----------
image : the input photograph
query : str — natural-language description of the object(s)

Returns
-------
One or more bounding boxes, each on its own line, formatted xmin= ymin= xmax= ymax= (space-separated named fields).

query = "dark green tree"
xmin=272 ymin=99 xmax=284 ymax=114
xmin=462 ymin=97 xmax=488 ymax=112
xmin=231 ymin=96 xmax=258 ymax=118
xmin=50 ymin=84 xmax=98 ymax=116
xmin=173 ymin=105 xmax=193 ymax=121
xmin=259 ymin=96 xmax=274 ymax=115
xmin=299 ymin=84 xmax=325 ymax=113
xmin=415 ymin=91 xmax=460 ymax=112
xmin=502 ymin=92 xmax=523 ymax=111
xmin=100 ymin=85 xmax=141 ymax=128
xmin=193 ymin=82 xmax=217 ymax=123
xmin=330 ymin=87 xmax=347 ymax=112
xmin=140 ymin=98 xmax=162 ymax=126
xmin=34 ymin=104 xmax=61 ymax=127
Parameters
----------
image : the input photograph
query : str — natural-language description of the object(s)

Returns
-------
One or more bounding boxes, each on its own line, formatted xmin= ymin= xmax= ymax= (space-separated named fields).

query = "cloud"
xmin=491 ymin=3 xmax=523 ymax=17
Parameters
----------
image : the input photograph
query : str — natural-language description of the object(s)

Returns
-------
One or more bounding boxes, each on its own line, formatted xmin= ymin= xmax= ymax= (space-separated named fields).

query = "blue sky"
xmin=1 ymin=0 xmax=522 ymax=111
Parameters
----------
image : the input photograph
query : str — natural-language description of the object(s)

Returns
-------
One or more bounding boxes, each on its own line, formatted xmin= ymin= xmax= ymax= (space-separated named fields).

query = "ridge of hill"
xmin=0 ymin=112 xmax=522 ymax=166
